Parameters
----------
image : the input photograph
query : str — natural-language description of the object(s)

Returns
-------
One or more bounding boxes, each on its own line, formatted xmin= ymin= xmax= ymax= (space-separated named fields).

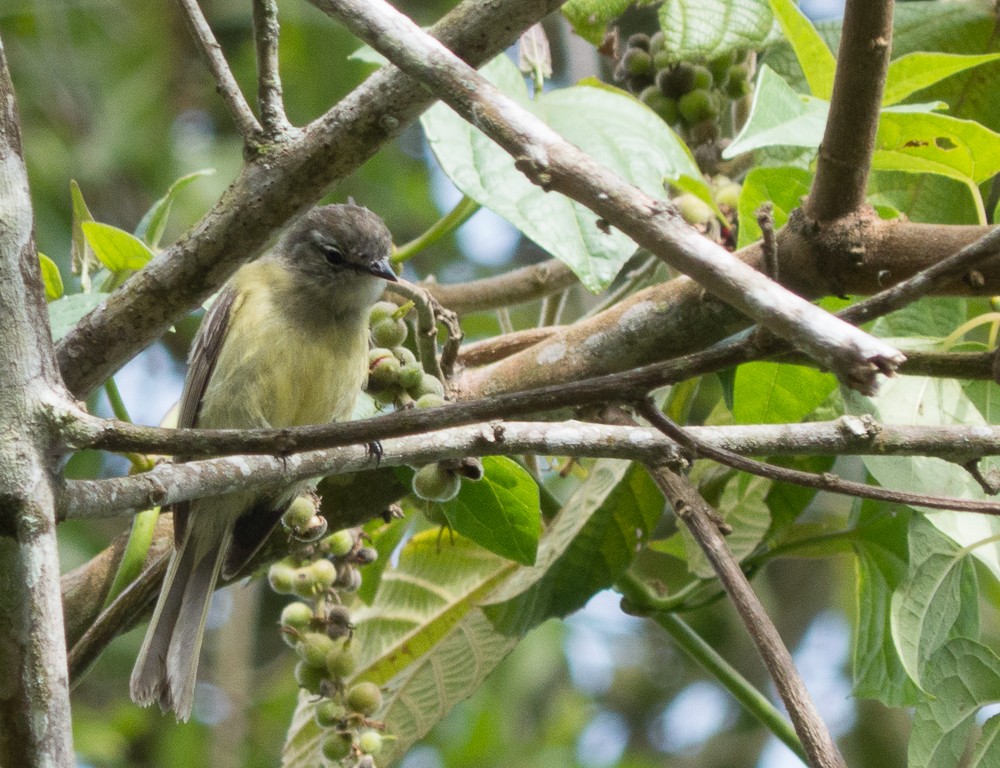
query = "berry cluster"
xmin=268 ymin=501 xmax=388 ymax=767
xmin=366 ymin=301 xmax=446 ymax=409
xmin=614 ymin=33 xmax=751 ymax=144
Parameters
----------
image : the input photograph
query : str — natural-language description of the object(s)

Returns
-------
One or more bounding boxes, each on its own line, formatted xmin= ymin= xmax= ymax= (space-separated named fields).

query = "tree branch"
xmin=645 ymin=464 xmax=848 ymax=768
xmin=423 ymin=258 xmax=578 ymax=315
xmin=55 ymin=0 xmax=567 ymax=400
xmin=252 ymin=0 xmax=292 ymax=137
xmin=806 ymin=0 xmax=893 ymax=221
xmin=312 ymin=0 xmax=906 ymax=394
xmin=177 ymin=0 xmax=263 ymax=144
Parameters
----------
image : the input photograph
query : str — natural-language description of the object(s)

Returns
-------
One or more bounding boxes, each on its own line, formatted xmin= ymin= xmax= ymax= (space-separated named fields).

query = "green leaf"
xmin=970 ymin=715 xmax=1000 ymax=768
xmin=732 ymin=361 xmax=836 ymax=424
xmin=851 ymin=502 xmax=921 ymax=706
xmin=48 ymin=292 xmax=106 ymax=342
xmin=561 ymin=0 xmax=634 ymax=45
xmin=348 ymin=43 xmax=388 ymax=67
xmin=134 ymin=169 xmax=213 ymax=248
xmin=70 ymin=179 xmax=96 ymax=292
xmin=768 ymin=0 xmax=835 ymax=99
xmin=682 ymin=473 xmax=770 ymax=578
xmin=37 ymin=253 xmax=63 ymax=301
xmin=283 ymin=532 xmax=517 ymax=768
xmin=422 ymin=56 xmax=706 ymax=291
xmin=724 ymin=65 xmax=829 ymax=159
xmin=883 ymin=52 xmax=1000 ymax=106
xmin=871 ymin=296 xmax=966 ymax=340
xmin=484 ymin=461 xmax=663 ymax=634
xmin=890 ymin=515 xmax=979 ymax=691
xmin=874 ymin=110 xmax=1000 ymax=185
xmin=908 ymin=639 xmax=1000 ymax=768
xmin=439 ymin=456 xmax=541 ymax=566
xmin=658 ymin=0 xmax=775 ymax=61
xmin=81 ymin=222 xmax=155 ymax=273
xmin=736 ymin=165 xmax=812 ymax=248
xmin=844 ymin=376 xmax=1000 ymax=580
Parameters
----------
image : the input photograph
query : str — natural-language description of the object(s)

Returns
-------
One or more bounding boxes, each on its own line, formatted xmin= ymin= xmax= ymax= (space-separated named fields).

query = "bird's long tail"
xmin=130 ymin=526 xmax=229 ymax=722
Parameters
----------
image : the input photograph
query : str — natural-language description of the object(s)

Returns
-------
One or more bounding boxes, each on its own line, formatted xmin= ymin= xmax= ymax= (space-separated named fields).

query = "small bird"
xmin=130 ymin=203 xmax=396 ymax=721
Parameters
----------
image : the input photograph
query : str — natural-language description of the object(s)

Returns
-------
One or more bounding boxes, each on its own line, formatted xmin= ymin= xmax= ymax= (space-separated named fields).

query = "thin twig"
xmin=635 ymin=400 xmax=1000 ymax=515
xmin=252 ymin=0 xmax=292 ymax=137
xmin=177 ymin=0 xmax=262 ymax=143
xmin=311 ymin=0 xmax=907 ymax=395
xmin=645 ymin=464 xmax=848 ymax=768
xmin=385 ymin=280 xmax=444 ymax=380
xmin=757 ymin=203 xmax=778 ymax=281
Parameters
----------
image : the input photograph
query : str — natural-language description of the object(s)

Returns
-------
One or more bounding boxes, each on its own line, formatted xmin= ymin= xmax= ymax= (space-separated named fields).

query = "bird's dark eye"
xmin=321 ymin=243 xmax=346 ymax=266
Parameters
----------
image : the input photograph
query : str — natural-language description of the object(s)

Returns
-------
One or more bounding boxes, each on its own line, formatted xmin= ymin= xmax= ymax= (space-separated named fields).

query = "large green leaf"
xmin=735 ymin=165 xmax=812 ymax=248
xmin=484 ymin=461 xmax=663 ymax=634
xmin=48 ymin=292 xmax=106 ymax=342
xmin=851 ymin=502 xmax=921 ymax=707
xmin=732 ymin=360 xmax=836 ymax=424
xmin=134 ymin=168 xmax=213 ymax=248
xmin=844 ymin=376 xmax=1000 ymax=580
xmin=890 ymin=516 xmax=979 ymax=691
xmin=81 ymin=221 xmax=156 ymax=273
xmin=908 ymin=639 xmax=1000 ymax=768
xmin=439 ymin=456 xmax=541 ymax=566
xmin=724 ymin=65 xmax=829 ymax=158
xmin=883 ymin=52 xmax=1000 ymax=106
xmin=422 ymin=56 xmax=705 ymax=291
xmin=768 ymin=0 xmax=834 ymax=99
xmin=658 ymin=0 xmax=775 ymax=61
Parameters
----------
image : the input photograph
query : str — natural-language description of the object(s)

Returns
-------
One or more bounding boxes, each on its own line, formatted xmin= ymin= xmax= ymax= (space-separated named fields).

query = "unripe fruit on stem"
xmin=354 ymin=547 xmax=378 ymax=566
xmin=369 ymin=355 xmax=401 ymax=388
xmin=652 ymin=50 xmax=673 ymax=72
xmin=724 ymin=68 xmax=752 ymax=99
xmin=678 ymin=89 xmax=719 ymax=123
xmin=412 ymin=463 xmax=462 ymax=503
xmin=367 ymin=347 xmax=395 ymax=366
xmin=393 ymin=346 xmax=417 ymax=366
xmin=323 ymin=529 xmax=356 ymax=558
xmin=368 ymin=300 xmax=398 ymax=325
xmin=657 ymin=64 xmax=694 ymax=99
xmin=297 ymin=632 xmax=339 ymax=668
xmin=649 ymin=31 xmax=665 ymax=55
xmin=320 ymin=731 xmax=354 ymax=761
xmin=416 ymin=373 xmax=445 ymax=398
xmin=267 ymin=562 xmax=296 ymax=594
xmin=715 ymin=182 xmax=741 ymax=209
xmin=415 ymin=393 xmax=445 ymax=409
xmin=311 ymin=559 xmax=337 ymax=589
xmin=282 ymin=496 xmax=315 ymax=534
xmin=708 ymin=51 xmax=737 ymax=84
xmin=358 ymin=730 xmax=383 ymax=756
xmin=674 ymin=193 xmax=714 ymax=226
xmin=399 ymin=362 xmax=424 ymax=391
xmin=280 ymin=602 xmax=314 ymax=633
xmin=314 ymin=699 xmax=346 ymax=728
xmin=371 ymin=317 xmax=407 ymax=348
xmin=626 ymin=32 xmax=650 ymax=51
xmin=346 ymin=681 xmax=383 ymax=716
xmin=639 ymin=86 xmax=678 ymax=124
xmin=690 ymin=65 xmax=713 ymax=90
xmin=327 ymin=642 xmax=358 ymax=678
xmin=623 ymin=49 xmax=652 ymax=77
xmin=294 ymin=661 xmax=325 ymax=695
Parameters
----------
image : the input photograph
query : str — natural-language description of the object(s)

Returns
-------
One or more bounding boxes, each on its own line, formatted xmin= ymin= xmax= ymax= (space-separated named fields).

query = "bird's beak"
xmin=365 ymin=257 xmax=398 ymax=282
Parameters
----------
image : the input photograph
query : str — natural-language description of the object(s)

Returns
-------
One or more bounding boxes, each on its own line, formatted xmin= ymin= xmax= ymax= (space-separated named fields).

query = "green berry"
xmin=415 ymin=393 xmax=445 ymax=409
xmin=623 ymin=49 xmax=652 ymax=77
xmin=416 ymin=373 xmax=445 ymax=398
xmin=639 ymin=85 xmax=678 ymax=124
xmin=325 ymin=604 xmax=353 ymax=638
xmin=297 ymin=632 xmax=339 ymax=669
xmin=708 ymin=51 xmax=737 ymax=84
xmin=674 ymin=193 xmax=714 ymax=226
xmin=292 ymin=567 xmax=319 ymax=598
xmin=367 ymin=347 xmax=394 ymax=366
xmin=399 ymin=362 xmax=424 ymax=391
xmin=649 ymin=31 xmax=665 ymax=56
xmin=691 ymin=65 xmax=713 ymax=90
xmin=412 ymin=463 xmax=462 ymax=503
xmin=626 ymin=32 xmax=650 ymax=51
xmin=267 ymin=562 xmax=296 ymax=594
xmin=652 ymin=50 xmax=673 ymax=72
xmin=369 ymin=355 xmax=401 ymax=387
xmin=393 ymin=346 xmax=417 ymax=365
xmin=294 ymin=661 xmax=325 ymax=695
xmin=282 ymin=496 xmax=315 ymax=534
xmin=657 ymin=64 xmax=694 ymax=99
xmin=320 ymin=731 xmax=354 ymax=761
xmin=311 ymin=559 xmax=337 ymax=589
xmin=368 ymin=301 xmax=398 ymax=325
xmin=715 ymin=182 xmax=741 ymax=209
xmin=323 ymin=529 xmax=356 ymax=558
xmin=357 ymin=729 xmax=383 ymax=756
xmin=346 ymin=681 xmax=383 ymax=717
xmin=678 ymin=88 xmax=719 ymax=124
xmin=280 ymin=602 xmax=314 ymax=633
xmin=314 ymin=699 xmax=346 ymax=728
xmin=371 ymin=317 xmax=407 ymax=348
xmin=724 ymin=67 xmax=751 ymax=99
xmin=327 ymin=642 xmax=358 ymax=679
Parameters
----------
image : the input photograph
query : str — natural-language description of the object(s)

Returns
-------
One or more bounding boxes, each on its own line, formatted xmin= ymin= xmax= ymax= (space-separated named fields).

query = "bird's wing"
xmin=172 ymin=286 xmax=241 ymax=546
